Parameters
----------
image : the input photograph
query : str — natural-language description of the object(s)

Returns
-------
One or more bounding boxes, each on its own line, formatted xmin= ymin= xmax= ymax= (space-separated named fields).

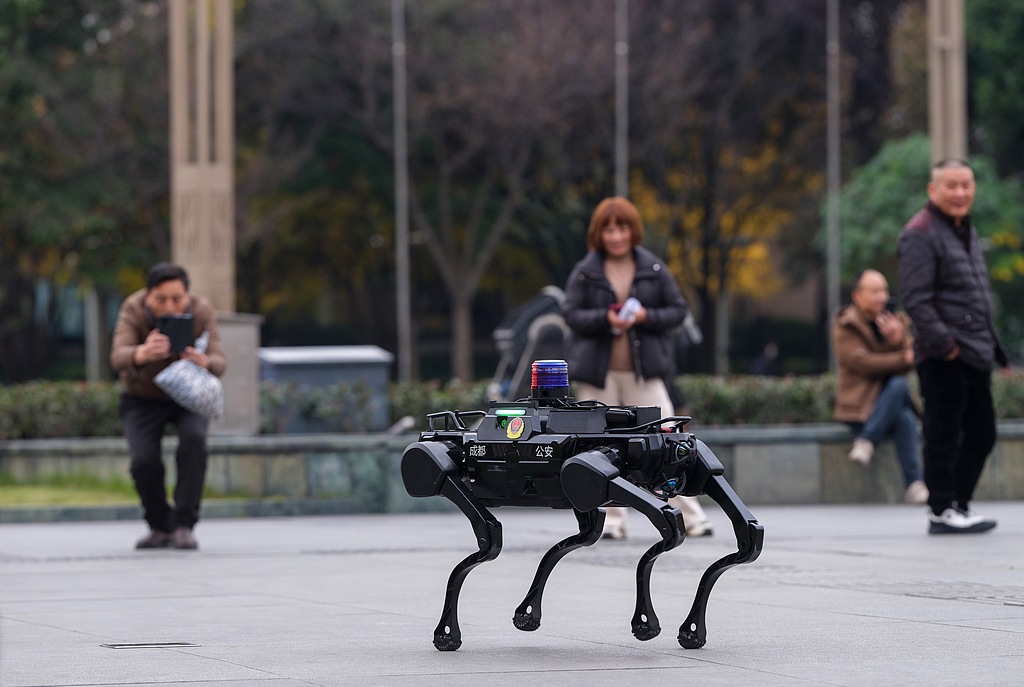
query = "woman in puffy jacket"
xmin=562 ymin=196 xmax=711 ymax=540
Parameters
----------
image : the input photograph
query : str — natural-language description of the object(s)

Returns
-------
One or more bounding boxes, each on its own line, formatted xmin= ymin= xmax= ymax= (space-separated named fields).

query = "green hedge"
xmin=1 ymin=372 xmax=1022 ymax=440
xmin=680 ymin=375 xmax=836 ymax=425
xmin=0 ymin=381 xmax=123 ymax=439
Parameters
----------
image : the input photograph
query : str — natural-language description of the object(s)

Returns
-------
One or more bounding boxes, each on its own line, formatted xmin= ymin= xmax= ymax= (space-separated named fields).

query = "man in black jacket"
xmin=898 ymin=158 xmax=1009 ymax=535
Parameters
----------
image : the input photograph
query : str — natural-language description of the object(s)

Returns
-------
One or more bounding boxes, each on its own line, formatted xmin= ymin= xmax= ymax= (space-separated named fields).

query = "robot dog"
xmin=402 ymin=360 xmax=763 ymax=651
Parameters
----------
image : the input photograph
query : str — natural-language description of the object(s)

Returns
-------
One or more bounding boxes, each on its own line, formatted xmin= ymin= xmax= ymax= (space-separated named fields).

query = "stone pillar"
xmin=169 ymin=0 xmax=235 ymax=308
xmin=927 ymin=0 xmax=967 ymax=162
xmin=215 ymin=312 xmax=263 ymax=435
xmin=170 ymin=0 xmax=261 ymax=434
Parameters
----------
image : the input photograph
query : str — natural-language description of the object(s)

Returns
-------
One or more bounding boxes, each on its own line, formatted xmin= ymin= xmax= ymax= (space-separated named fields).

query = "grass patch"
xmin=0 ymin=473 xmax=242 ymax=507
xmin=0 ymin=472 xmax=136 ymax=506
xmin=0 ymin=485 xmax=138 ymax=506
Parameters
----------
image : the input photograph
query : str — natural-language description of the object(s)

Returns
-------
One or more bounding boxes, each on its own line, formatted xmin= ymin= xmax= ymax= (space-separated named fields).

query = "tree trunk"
xmin=714 ymin=291 xmax=730 ymax=375
xmin=84 ymin=287 xmax=112 ymax=382
xmin=451 ymin=294 xmax=473 ymax=382
xmin=0 ymin=276 xmax=48 ymax=382
xmin=696 ymin=286 xmax=716 ymax=374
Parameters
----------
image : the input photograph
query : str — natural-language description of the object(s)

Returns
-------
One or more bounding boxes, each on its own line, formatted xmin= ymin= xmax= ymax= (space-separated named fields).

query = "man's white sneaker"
xmin=928 ymin=508 xmax=997 ymax=534
xmin=848 ymin=438 xmax=874 ymax=465
xmin=904 ymin=480 xmax=929 ymax=505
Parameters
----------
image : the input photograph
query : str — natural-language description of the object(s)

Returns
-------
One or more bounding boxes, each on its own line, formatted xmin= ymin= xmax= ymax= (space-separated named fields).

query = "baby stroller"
xmin=486 ymin=286 xmax=569 ymax=402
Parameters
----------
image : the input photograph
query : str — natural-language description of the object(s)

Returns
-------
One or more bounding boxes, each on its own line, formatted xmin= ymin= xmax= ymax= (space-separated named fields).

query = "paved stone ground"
xmin=2 ymin=501 xmax=1023 ymax=687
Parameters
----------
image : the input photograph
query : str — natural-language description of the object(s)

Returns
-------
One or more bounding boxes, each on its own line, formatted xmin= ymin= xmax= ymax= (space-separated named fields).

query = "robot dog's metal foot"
xmin=513 ymin=508 xmax=604 ymax=632
xmin=511 ymin=612 xmax=540 ymax=632
xmin=632 ymin=620 xmax=660 ymax=642
xmin=677 ymin=624 xmax=703 ymax=649
xmin=433 ymin=628 xmax=462 ymax=652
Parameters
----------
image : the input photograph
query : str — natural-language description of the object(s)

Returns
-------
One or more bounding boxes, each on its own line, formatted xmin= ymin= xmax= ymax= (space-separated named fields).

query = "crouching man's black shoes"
xmin=171 ymin=527 xmax=199 ymax=550
xmin=135 ymin=530 xmax=171 ymax=549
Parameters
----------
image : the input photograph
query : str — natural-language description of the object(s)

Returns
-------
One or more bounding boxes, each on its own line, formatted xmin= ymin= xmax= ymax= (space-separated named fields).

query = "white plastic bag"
xmin=153 ymin=331 xmax=223 ymax=421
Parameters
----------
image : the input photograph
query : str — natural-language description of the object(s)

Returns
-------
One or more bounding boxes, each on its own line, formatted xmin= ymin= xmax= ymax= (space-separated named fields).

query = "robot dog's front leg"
xmin=513 ymin=507 xmax=605 ymax=632
xmin=561 ymin=449 xmax=686 ymax=642
xmin=402 ymin=442 xmax=503 ymax=651
xmin=676 ymin=440 xmax=764 ymax=649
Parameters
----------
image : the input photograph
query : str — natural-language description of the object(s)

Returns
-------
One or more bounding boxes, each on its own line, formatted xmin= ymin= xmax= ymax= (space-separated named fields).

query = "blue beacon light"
xmin=531 ymin=359 xmax=570 ymax=399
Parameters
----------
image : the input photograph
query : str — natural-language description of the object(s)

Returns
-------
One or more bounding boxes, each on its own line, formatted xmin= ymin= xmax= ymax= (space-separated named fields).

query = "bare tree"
xmin=398 ymin=2 xmax=619 ymax=378
xmin=629 ymin=0 xmax=830 ymax=373
xmin=265 ymin=0 xmax=613 ymax=379
xmin=230 ymin=0 xmax=914 ymax=379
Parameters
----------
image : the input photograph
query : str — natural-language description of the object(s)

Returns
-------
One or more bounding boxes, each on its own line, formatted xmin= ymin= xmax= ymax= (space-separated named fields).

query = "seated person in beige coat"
xmin=832 ymin=269 xmax=927 ymax=504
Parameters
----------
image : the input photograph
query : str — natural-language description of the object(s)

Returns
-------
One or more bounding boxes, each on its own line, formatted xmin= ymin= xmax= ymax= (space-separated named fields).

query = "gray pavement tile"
xmin=2 ymin=503 xmax=1023 ymax=686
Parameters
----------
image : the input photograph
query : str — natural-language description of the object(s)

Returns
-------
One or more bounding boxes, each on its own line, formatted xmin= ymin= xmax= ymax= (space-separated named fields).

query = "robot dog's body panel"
xmin=402 ymin=363 xmax=763 ymax=652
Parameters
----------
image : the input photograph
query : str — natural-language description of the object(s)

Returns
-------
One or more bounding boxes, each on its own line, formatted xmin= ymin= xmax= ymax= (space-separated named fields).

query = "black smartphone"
xmin=158 ymin=314 xmax=194 ymax=354
xmin=885 ymin=298 xmax=900 ymax=313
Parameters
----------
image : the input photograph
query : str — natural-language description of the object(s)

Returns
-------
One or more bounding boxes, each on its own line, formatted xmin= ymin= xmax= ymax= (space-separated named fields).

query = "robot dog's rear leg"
xmin=513 ymin=508 xmax=605 ymax=632
xmin=432 ymin=477 xmax=503 ymax=651
xmin=560 ymin=450 xmax=685 ymax=642
xmin=604 ymin=477 xmax=686 ymax=642
xmin=677 ymin=473 xmax=764 ymax=649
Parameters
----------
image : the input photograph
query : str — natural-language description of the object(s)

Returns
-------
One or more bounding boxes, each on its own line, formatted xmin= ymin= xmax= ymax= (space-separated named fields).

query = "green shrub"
xmin=0 ymin=372 xmax=1022 ymax=439
xmin=390 ymin=379 xmax=491 ymax=430
xmin=993 ymin=368 xmax=1024 ymax=419
xmin=259 ymin=380 xmax=378 ymax=433
xmin=0 ymin=381 xmax=122 ymax=439
xmin=678 ymin=375 xmax=836 ymax=425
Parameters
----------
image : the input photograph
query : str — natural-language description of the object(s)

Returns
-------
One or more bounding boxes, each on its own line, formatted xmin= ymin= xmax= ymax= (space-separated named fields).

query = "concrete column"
xmin=170 ymin=0 xmax=261 ymax=435
xmin=927 ymin=0 xmax=967 ymax=162
xmin=169 ymin=0 xmax=235 ymax=309
xmin=215 ymin=313 xmax=263 ymax=435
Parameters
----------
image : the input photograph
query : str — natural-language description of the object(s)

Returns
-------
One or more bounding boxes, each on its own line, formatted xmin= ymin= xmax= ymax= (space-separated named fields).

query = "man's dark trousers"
xmin=916 ymin=358 xmax=996 ymax=515
xmin=120 ymin=394 xmax=209 ymax=532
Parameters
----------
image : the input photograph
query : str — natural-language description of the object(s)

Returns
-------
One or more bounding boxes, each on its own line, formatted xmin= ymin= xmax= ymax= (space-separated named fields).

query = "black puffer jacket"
xmin=897 ymin=201 xmax=1008 ymax=371
xmin=562 ymin=246 xmax=688 ymax=387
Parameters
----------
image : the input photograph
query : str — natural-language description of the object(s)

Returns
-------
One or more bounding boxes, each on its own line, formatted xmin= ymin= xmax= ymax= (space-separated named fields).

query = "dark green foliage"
xmin=966 ymin=0 xmax=1024 ymax=177
xmin=0 ymin=1 xmax=170 ymax=381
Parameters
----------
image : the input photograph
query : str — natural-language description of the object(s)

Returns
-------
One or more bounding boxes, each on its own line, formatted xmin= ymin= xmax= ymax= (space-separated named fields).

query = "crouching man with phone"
xmin=110 ymin=263 xmax=227 ymax=550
